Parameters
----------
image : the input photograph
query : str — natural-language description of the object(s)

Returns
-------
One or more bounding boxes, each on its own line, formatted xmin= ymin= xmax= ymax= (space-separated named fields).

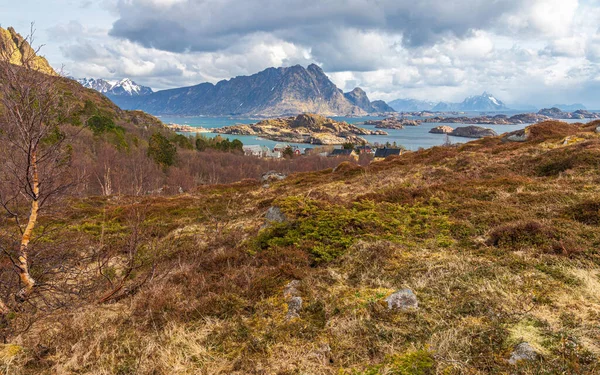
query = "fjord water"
xmin=160 ymin=115 xmax=589 ymax=151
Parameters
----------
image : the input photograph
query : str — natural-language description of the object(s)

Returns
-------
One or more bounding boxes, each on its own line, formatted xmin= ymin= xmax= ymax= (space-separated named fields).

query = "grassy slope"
xmin=2 ymin=121 xmax=600 ymax=374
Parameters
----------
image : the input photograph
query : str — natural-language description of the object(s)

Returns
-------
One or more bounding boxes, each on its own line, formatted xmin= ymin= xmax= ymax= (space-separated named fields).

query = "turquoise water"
xmin=160 ymin=115 xmax=594 ymax=151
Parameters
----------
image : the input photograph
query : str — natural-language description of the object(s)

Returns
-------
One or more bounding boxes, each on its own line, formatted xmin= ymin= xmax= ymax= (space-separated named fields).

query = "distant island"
xmin=213 ymin=113 xmax=387 ymax=144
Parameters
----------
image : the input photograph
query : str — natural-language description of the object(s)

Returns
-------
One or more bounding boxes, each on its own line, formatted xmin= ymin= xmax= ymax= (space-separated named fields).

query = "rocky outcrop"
xmin=364 ymin=117 xmax=421 ymax=129
xmin=502 ymin=128 xmax=530 ymax=142
xmin=214 ymin=113 xmax=387 ymax=145
xmin=111 ymin=64 xmax=387 ymax=117
xmin=450 ymin=126 xmax=498 ymax=138
xmin=262 ymin=171 xmax=286 ymax=182
xmin=265 ymin=206 xmax=287 ymax=224
xmin=429 ymin=125 xmax=454 ymax=134
xmin=0 ymin=27 xmax=56 ymax=75
xmin=386 ymin=289 xmax=418 ymax=310
xmin=283 ymin=280 xmax=302 ymax=320
xmin=509 ymin=342 xmax=538 ymax=365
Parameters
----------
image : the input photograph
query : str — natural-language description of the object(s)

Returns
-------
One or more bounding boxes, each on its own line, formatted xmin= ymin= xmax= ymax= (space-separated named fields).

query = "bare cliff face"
xmin=110 ymin=64 xmax=393 ymax=117
xmin=0 ymin=27 xmax=56 ymax=75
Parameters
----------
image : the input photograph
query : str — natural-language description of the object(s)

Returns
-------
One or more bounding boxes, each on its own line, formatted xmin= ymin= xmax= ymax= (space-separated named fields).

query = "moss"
xmin=254 ymin=197 xmax=452 ymax=263
xmin=352 ymin=349 xmax=435 ymax=375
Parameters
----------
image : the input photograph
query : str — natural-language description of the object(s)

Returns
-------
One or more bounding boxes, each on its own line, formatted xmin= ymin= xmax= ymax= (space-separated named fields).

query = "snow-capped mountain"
xmin=432 ymin=92 xmax=508 ymax=111
xmin=76 ymin=78 xmax=153 ymax=97
xmin=460 ymin=92 xmax=507 ymax=111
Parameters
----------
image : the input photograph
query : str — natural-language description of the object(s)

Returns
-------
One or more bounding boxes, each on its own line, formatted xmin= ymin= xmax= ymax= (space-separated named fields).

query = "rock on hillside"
xmin=0 ymin=26 xmax=56 ymax=75
xmin=214 ymin=113 xmax=387 ymax=145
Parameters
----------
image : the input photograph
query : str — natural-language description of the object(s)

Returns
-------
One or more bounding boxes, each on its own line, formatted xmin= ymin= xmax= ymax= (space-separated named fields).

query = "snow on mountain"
xmin=432 ymin=92 xmax=508 ymax=111
xmin=76 ymin=78 xmax=153 ymax=97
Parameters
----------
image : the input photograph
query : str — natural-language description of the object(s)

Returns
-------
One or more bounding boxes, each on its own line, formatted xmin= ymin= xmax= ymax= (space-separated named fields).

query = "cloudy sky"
xmin=5 ymin=0 xmax=600 ymax=108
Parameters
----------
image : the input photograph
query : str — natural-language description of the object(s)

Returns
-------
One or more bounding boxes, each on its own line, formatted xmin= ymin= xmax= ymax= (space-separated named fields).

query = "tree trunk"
xmin=16 ymin=150 xmax=39 ymax=300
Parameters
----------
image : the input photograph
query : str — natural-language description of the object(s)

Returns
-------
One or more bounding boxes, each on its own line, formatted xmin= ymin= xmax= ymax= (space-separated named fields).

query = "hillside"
xmin=1 ymin=120 xmax=600 ymax=373
xmin=110 ymin=64 xmax=391 ymax=116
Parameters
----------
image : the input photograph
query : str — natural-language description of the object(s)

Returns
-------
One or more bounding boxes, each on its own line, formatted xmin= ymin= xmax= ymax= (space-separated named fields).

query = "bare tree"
xmin=0 ymin=26 xmax=76 ymax=310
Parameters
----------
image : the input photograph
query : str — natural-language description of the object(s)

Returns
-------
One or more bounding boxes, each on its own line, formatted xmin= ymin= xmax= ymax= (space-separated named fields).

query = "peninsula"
xmin=213 ymin=113 xmax=387 ymax=145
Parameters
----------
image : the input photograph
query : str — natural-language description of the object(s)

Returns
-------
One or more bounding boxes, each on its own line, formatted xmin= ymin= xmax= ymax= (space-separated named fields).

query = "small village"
xmin=242 ymin=143 xmax=405 ymax=161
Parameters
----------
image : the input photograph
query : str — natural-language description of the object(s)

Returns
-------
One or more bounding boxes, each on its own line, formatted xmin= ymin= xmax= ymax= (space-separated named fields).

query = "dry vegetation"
xmin=0 ymin=120 xmax=599 ymax=374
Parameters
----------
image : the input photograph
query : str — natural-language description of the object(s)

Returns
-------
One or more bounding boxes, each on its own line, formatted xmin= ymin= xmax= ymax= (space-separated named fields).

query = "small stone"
xmin=265 ymin=206 xmax=287 ymax=224
xmin=286 ymin=296 xmax=302 ymax=320
xmin=509 ymin=342 xmax=538 ymax=365
xmin=283 ymin=280 xmax=301 ymax=298
xmin=386 ymin=289 xmax=418 ymax=310
xmin=262 ymin=171 xmax=286 ymax=182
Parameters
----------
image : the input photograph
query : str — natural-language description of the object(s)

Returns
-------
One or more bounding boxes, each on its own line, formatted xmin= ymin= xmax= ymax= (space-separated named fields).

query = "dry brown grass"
xmin=1 ymin=121 xmax=600 ymax=374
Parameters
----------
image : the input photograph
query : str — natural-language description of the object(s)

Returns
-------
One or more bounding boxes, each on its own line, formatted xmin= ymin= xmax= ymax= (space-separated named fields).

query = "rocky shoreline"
xmin=363 ymin=117 xmax=420 ymax=129
xmin=213 ymin=113 xmax=387 ymax=145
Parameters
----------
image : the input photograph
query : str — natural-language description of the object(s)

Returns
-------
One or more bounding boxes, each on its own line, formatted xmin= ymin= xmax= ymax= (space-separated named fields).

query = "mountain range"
xmin=85 ymin=64 xmax=394 ymax=117
xmin=390 ymin=92 xmax=508 ymax=112
xmin=76 ymin=78 xmax=153 ymax=97
xmin=388 ymin=99 xmax=437 ymax=112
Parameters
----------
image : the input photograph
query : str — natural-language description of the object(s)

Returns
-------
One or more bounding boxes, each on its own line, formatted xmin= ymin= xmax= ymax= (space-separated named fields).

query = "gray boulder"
xmin=509 ymin=342 xmax=538 ymax=365
xmin=386 ymin=289 xmax=418 ymax=310
xmin=265 ymin=206 xmax=287 ymax=224
xmin=262 ymin=171 xmax=286 ymax=182
xmin=502 ymin=129 xmax=529 ymax=142
xmin=286 ymin=296 xmax=303 ymax=320
xmin=283 ymin=280 xmax=301 ymax=298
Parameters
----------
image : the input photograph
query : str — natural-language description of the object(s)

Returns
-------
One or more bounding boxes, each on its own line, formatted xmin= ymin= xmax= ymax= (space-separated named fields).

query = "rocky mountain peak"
xmin=0 ymin=26 xmax=56 ymax=75
xmin=77 ymin=77 xmax=153 ymax=97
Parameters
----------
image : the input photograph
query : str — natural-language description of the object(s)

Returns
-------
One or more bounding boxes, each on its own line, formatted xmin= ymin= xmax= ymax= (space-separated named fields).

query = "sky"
xmin=4 ymin=0 xmax=600 ymax=108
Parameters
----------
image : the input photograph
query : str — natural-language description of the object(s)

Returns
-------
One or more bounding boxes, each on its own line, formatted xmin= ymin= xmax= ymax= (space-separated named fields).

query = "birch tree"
xmin=0 ymin=27 xmax=75 ymax=308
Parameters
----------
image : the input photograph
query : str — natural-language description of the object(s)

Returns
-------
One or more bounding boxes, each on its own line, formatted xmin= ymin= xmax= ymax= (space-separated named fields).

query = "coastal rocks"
xmin=423 ymin=113 xmax=551 ymax=125
xmin=283 ymin=280 xmax=302 ymax=320
xmin=508 ymin=113 xmax=550 ymax=124
xmin=509 ymin=342 xmax=538 ymax=365
xmin=537 ymin=108 xmax=600 ymax=120
xmin=429 ymin=125 xmax=454 ymax=134
xmin=450 ymin=126 xmax=498 ymax=139
xmin=385 ymin=289 xmax=418 ymax=311
xmin=215 ymin=114 xmax=386 ymax=145
xmin=363 ymin=117 xmax=421 ymax=129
